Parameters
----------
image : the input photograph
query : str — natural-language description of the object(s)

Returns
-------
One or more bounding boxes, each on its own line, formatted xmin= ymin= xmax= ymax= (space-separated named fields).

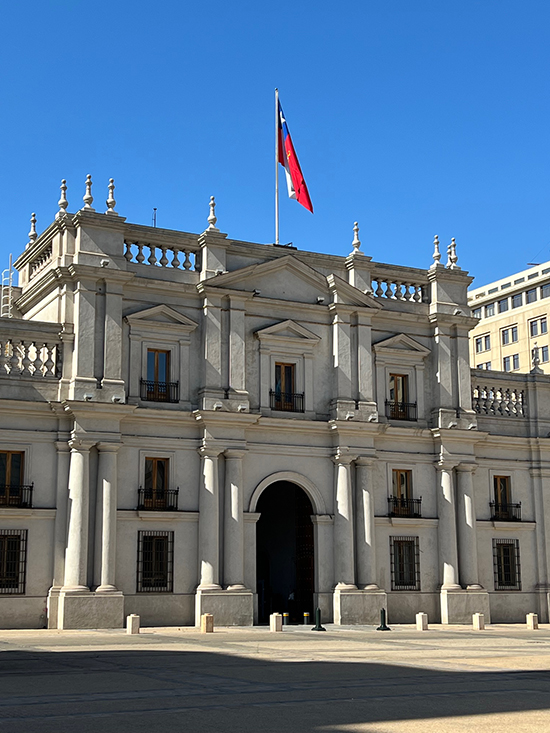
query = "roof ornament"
xmin=449 ymin=237 xmax=459 ymax=269
xmin=105 ymin=178 xmax=117 ymax=215
xmin=207 ymin=195 xmax=219 ymax=231
xmin=351 ymin=221 xmax=361 ymax=254
xmin=56 ymin=179 xmax=68 ymax=219
xmin=430 ymin=234 xmax=441 ymax=269
xmin=82 ymin=174 xmax=95 ymax=211
xmin=27 ymin=213 xmax=37 ymax=247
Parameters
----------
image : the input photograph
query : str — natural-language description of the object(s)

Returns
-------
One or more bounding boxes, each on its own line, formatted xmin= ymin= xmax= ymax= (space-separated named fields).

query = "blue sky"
xmin=2 ymin=1 xmax=550 ymax=288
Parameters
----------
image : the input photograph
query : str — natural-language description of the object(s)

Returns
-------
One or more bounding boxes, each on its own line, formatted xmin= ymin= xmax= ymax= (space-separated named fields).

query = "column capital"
xmin=198 ymin=445 xmax=223 ymax=459
xmin=68 ymin=438 xmax=96 ymax=453
xmin=333 ymin=451 xmax=356 ymax=465
xmin=97 ymin=442 xmax=122 ymax=453
xmin=456 ymin=462 xmax=477 ymax=474
xmin=355 ymin=456 xmax=375 ymax=467
xmin=224 ymin=449 xmax=247 ymax=460
xmin=435 ymin=460 xmax=458 ymax=472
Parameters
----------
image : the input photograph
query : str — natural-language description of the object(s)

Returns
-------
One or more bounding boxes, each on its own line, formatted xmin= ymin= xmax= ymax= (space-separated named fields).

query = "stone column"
xmin=223 ymin=449 xmax=246 ymax=589
xmin=96 ymin=443 xmax=121 ymax=592
xmin=62 ymin=439 xmax=94 ymax=591
xmin=456 ymin=463 xmax=482 ymax=589
xmin=198 ymin=446 xmax=222 ymax=589
xmin=435 ymin=462 xmax=461 ymax=589
xmin=333 ymin=451 xmax=356 ymax=589
xmin=52 ymin=442 xmax=71 ymax=588
xmin=355 ymin=457 xmax=378 ymax=589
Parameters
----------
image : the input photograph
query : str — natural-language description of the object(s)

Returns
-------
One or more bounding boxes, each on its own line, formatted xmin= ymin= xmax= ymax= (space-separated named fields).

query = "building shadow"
xmin=0 ymin=645 xmax=549 ymax=732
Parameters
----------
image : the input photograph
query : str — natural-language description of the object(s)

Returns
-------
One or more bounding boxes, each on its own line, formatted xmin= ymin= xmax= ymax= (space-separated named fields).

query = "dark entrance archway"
xmin=256 ymin=481 xmax=314 ymax=624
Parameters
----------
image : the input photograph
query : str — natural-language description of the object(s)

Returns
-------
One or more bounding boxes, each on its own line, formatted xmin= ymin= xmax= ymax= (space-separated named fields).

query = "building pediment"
xmin=326 ymin=273 xmax=381 ymax=309
xmin=373 ymin=333 xmax=431 ymax=357
xmin=125 ymin=304 xmax=198 ymax=334
xmin=255 ymin=319 xmax=321 ymax=343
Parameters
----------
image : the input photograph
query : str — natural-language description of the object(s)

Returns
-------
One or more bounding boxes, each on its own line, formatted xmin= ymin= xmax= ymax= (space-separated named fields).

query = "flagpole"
xmin=275 ymin=87 xmax=279 ymax=245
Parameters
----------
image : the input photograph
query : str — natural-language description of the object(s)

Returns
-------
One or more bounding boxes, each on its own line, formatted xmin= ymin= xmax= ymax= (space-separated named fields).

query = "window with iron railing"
xmin=493 ymin=538 xmax=521 ymax=590
xmin=390 ymin=536 xmax=420 ymax=591
xmin=141 ymin=349 xmax=179 ymax=403
xmin=137 ymin=530 xmax=174 ymax=593
xmin=0 ymin=530 xmax=27 ymax=594
xmin=0 ymin=452 xmax=32 ymax=508
xmin=386 ymin=374 xmax=417 ymax=421
xmin=271 ymin=362 xmax=304 ymax=412
xmin=139 ymin=458 xmax=178 ymax=510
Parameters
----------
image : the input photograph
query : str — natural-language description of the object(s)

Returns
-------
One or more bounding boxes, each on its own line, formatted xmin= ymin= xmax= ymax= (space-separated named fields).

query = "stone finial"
xmin=446 ymin=242 xmax=453 ymax=268
xmin=56 ymin=179 xmax=68 ymax=219
xmin=448 ymin=237 xmax=460 ymax=269
xmin=105 ymin=178 xmax=117 ymax=215
xmin=28 ymin=213 xmax=37 ymax=245
xmin=430 ymin=234 xmax=441 ymax=269
xmin=351 ymin=221 xmax=361 ymax=253
xmin=207 ymin=196 xmax=219 ymax=231
xmin=82 ymin=174 xmax=95 ymax=211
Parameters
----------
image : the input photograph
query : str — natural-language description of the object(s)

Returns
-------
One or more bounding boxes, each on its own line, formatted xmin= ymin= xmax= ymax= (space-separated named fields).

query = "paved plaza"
xmin=1 ymin=623 xmax=550 ymax=732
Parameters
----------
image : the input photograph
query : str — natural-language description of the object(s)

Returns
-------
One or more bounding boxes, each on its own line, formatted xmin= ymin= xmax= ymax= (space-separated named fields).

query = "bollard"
xmin=376 ymin=608 xmax=391 ymax=631
xmin=283 ymin=612 xmax=290 ymax=626
xmin=201 ymin=613 xmax=214 ymax=633
xmin=126 ymin=614 xmax=140 ymax=635
xmin=473 ymin=612 xmax=485 ymax=631
xmin=311 ymin=607 xmax=326 ymax=632
xmin=303 ymin=612 xmax=310 ymax=625
xmin=270 ymin=613 xmax=283 ymax=632
xmin=527 ymin=613 xmax=539 ymax=630
xmin=416 ymin=612 xmax=428 ymax=631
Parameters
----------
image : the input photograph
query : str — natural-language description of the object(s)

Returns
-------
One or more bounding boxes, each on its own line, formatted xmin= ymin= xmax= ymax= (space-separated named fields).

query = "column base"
xmin=195 ymin=587 xmax=253 ymax=626
xmin=440 ymin=588 xmax=490 ymax=624
xmin=57 ymin=590 xmax=124 ymax=630
xmin=333 ymin=587 xmax=387 ymax=625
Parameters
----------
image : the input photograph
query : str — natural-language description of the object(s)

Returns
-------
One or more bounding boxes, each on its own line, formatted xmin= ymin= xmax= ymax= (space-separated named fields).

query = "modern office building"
xmin=468 ymin=261 xmax=550 ymax=374
xmin=1 ymin=182 xmax=550 ymax=631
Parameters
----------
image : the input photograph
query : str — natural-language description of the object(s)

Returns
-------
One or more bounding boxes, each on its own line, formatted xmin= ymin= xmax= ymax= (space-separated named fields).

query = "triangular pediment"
xmin=255 ymin=319 xmax=321 ymax=343
xmin=125 ymin=304 xmax=198 ymax=332
xmin=326 ymin=273 xmax=381 ymax=309
xmin=373 ymin=333 xmax=431 ymax=356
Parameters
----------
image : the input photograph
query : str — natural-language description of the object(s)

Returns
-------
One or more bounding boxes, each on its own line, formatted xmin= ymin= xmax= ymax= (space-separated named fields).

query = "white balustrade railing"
xmin=0 ymin=322 xmax=63 ymax=379
xmin=370 ymin=267 xmax=429 ymax=303
xmin=124 ymin=241 xmax=199 ymax=271
xmin=472 ymin=384 xmax=526 ymax=418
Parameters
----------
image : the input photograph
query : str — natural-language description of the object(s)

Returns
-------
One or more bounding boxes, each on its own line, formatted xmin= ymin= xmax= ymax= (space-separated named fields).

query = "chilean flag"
xmin=277 ymin=100 xmax=313 ymax=213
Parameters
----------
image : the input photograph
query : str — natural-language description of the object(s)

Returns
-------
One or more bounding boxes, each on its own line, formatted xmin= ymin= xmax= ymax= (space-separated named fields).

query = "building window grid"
xmin=512 ymin=293 xmax=522 ymax=309
xmin=137 ymin=530 xmax=174 ymax=593
xmin=0 ymin=529 xmax=27 ymax=594
xmin=493 ymin=538 xmax=521 ymax=591
xmin=541 ymin=283 xmax=550 ymax=299
xmin=389 ymin=536 xmax=420 ymax=591
xmin=527 ymin=288 xmax=538 ymax=303
xmin=498 ymin=299 xmax=508 ymax=313
xmin=485 ymin=303 xmax=495 ymax=317
xmin=501 ymin=326 xmax=518 ymax=346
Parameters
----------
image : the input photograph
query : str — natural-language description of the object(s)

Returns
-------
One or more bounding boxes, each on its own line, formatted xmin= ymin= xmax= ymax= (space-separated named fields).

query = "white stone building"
xmin=0 ymin=180 xmax=549 ymax=630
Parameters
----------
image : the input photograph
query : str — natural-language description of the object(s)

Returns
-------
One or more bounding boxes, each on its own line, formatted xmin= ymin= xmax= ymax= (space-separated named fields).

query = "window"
xmin=502 ymin=329 xmax=509 ymax=345
xmin=498 ymin=299 xmax=508 ymax=313
xmin=488 ymin=287 xmax=498 ymax=294
xmin=530 ymin=320 xmax=538 ymax=337
xmin=137 ymin=530 xmax=174 ymax=592
xmin=0 ymin=452 xmax=31 ymax=508
xmin=529 ymin=317 xmax=546 ymax=338
xmin=512 ymin=325 xmax=518 ymax=342
xmin=503 ymin=356 xmax=511 ymax=372
xmin=141 ymin=349 xmax=178 ymax=402
xmin=147 ymin=349 xmax=170 ymax=383
xmin=502 ymin=326 xmax=518 ymax=345
xmin=494 ymin=475 xmax=511 ymax=506
xmin=473 ymin=307 xmax=482 ymax=319
xmin=542 ymin=318 xmax=548 ymax=334
xmin=386 ymin=374 xmax=416 ymax=420
xmin=542 ymin=346 xmax=549 ymax=362
xmin=139 ymin=457 xmax=177 ymax=511
xmin=485 ymin=303 xmax=495 ymax=317
xmin=514 ymin=278 xmax=525 ymax=285
xmin=475 ymin=337 xmax=483 ymax=353
xmin=0 ymin=530 xmax=27 ymax=594
xmin=528 ymin=273 xmax=539 ymax=280
xmin=389 ymin=470 xmax=421 ymax=517
xmin=527 ymin=288 xmax=537 ymax=304
xmin=513 ymin=354 xmax=520 ymax=370
xmin=501 ymin=282 xmax=511 ymax=289
xmin=271 ymin=362 xmax=303 ymax=412
xmin=392 ymin=469 xmax=412 ymax=500
xmin=512 ymin=293 xmax=522 ymax=309
xmin=493 ymin=539 xmax=521 ymax=590
xmin=476 ymin=361 xmax=492 ymax=370
xmin=541 ymin=283 xmax=550 ymax=299
xmin=390 ymin=536 xmax=420 ymax=591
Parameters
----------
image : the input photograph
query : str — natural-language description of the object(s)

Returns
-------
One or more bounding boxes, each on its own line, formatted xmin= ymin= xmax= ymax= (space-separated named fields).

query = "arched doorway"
xmin=256 ymin=481 xmax=314 ymax=624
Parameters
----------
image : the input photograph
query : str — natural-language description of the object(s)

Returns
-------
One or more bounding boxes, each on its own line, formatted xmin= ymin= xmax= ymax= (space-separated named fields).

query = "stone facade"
xmin=1 ymin=185 xmax=550 ymax=629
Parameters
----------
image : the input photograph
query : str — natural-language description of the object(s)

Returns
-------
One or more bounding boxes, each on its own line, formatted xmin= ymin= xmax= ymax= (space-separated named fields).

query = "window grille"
xmin=137 ymin=530 xmax=174 ymax=593
xmin=493 ymin=538 xmax=521 ymax=591
xmin=0 ymin=529 xmax=27 ymax=594
xmin=390 ymin=536 xmax=420 ymax=591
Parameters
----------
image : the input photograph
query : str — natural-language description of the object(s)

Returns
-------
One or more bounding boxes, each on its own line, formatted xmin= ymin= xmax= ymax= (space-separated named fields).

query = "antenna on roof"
xmin=152 ymin=208 xmax=157 ymax=228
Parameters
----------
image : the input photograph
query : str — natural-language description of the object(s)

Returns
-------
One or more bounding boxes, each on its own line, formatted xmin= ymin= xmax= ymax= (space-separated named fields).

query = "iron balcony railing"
xmin=0 ymin=484 xmax=33 ymax=509
xmin=137 ymin=487 xmax=179 ymax=512
xmin=490 ymin=501 xmax=522 ymax=522
xmin=270 ymin=390 xmax=305 ymax=413
xmin=140 ymin=379 xmax=179 ymax=403
xmin=388 ymin=495 xmax=422 ymax=518
xmin=385 ymin=400 xmax=418 ymax=421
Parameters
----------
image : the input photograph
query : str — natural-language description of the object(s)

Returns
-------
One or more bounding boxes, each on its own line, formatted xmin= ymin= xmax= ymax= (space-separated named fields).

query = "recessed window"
xmin=137 ymin=530 xmax=174 ymax=593
xmin=386 ymin=374 xmax=416 ymax=420
xmin=503 ymin=356 xmax=511 ymax=372
xmin=542 ymin=346 xmax=549 ymax=362
xmin=475 ymin=334 xmax=490 ymax=353
xmin=271 ymin=362 xmax=303 ymax=412
xmin=528 ymin=273 xmax=539 ymax=280
xmin=493 ymin=538 xmax=521 ymax=591
xmin=501 ymin=282 xmax=511 ymax=290
xmin=514 ymin=278 xmax=525 ymax=285
xmin=390 ymin=536 xmax=420 ymax=591
xmin=527 ymin=288 xmax=538 ymax=303
xmin=139 ymin=457 xmax=178 ymax=511
xmin=488 ymin=288 xmax=498 ymax=294
xmin=0 ymin=529 xmax=27 ymax=595
xmin=142 ymin=349 xmax=178 ymax=403
xmin=476 ymin=362 xmax=491 ymax=370
xmin=485 ymin=303 xmax=495 ymax=317
xmin=472 ymin=307 xmax=482 ymax=319
xmin=389 ymin=469 xmax=421 ymax=517
xmin=529 ymin=318 xmax=546 ymax=338
xmin=542 ymin=318 xmax=547 ymax=334
xmin=542 ymin=283 xmax=550 ymax=299
xmin=498 ymin=298 xmax=508 ymax=313
xmin=513 ymin=354 xmax=520 ymax=370
xmin=512 ymin=293 xmax=522 ymax=309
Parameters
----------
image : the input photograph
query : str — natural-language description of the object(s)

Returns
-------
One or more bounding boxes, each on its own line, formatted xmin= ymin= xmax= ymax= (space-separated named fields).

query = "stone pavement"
xmin=1 ymin=623 xmax=550 ymax=732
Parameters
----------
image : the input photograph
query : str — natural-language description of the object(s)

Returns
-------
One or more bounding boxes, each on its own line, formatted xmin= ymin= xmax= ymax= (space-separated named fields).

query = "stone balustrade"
xmin=0 ymin=321 xmax=63 ymax=379
xmin=370 ymin=265 xmax=429 ymax=303
xmin=472 ymin=382 xmax=526 ymax=418
xmin=124 ymin=240 xmax=199 ymax=271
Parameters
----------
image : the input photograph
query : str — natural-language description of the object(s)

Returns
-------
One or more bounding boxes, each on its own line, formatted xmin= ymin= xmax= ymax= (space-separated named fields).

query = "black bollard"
xmin=376 ymin=608 xmax=391 ymax=631
xmin=311 ymin=607 xmax=326 ymax=632
xmin=303 ymin=612 xmax=310 ymax=625
xmin=283 ymin=613 xmax=289 ymax=626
